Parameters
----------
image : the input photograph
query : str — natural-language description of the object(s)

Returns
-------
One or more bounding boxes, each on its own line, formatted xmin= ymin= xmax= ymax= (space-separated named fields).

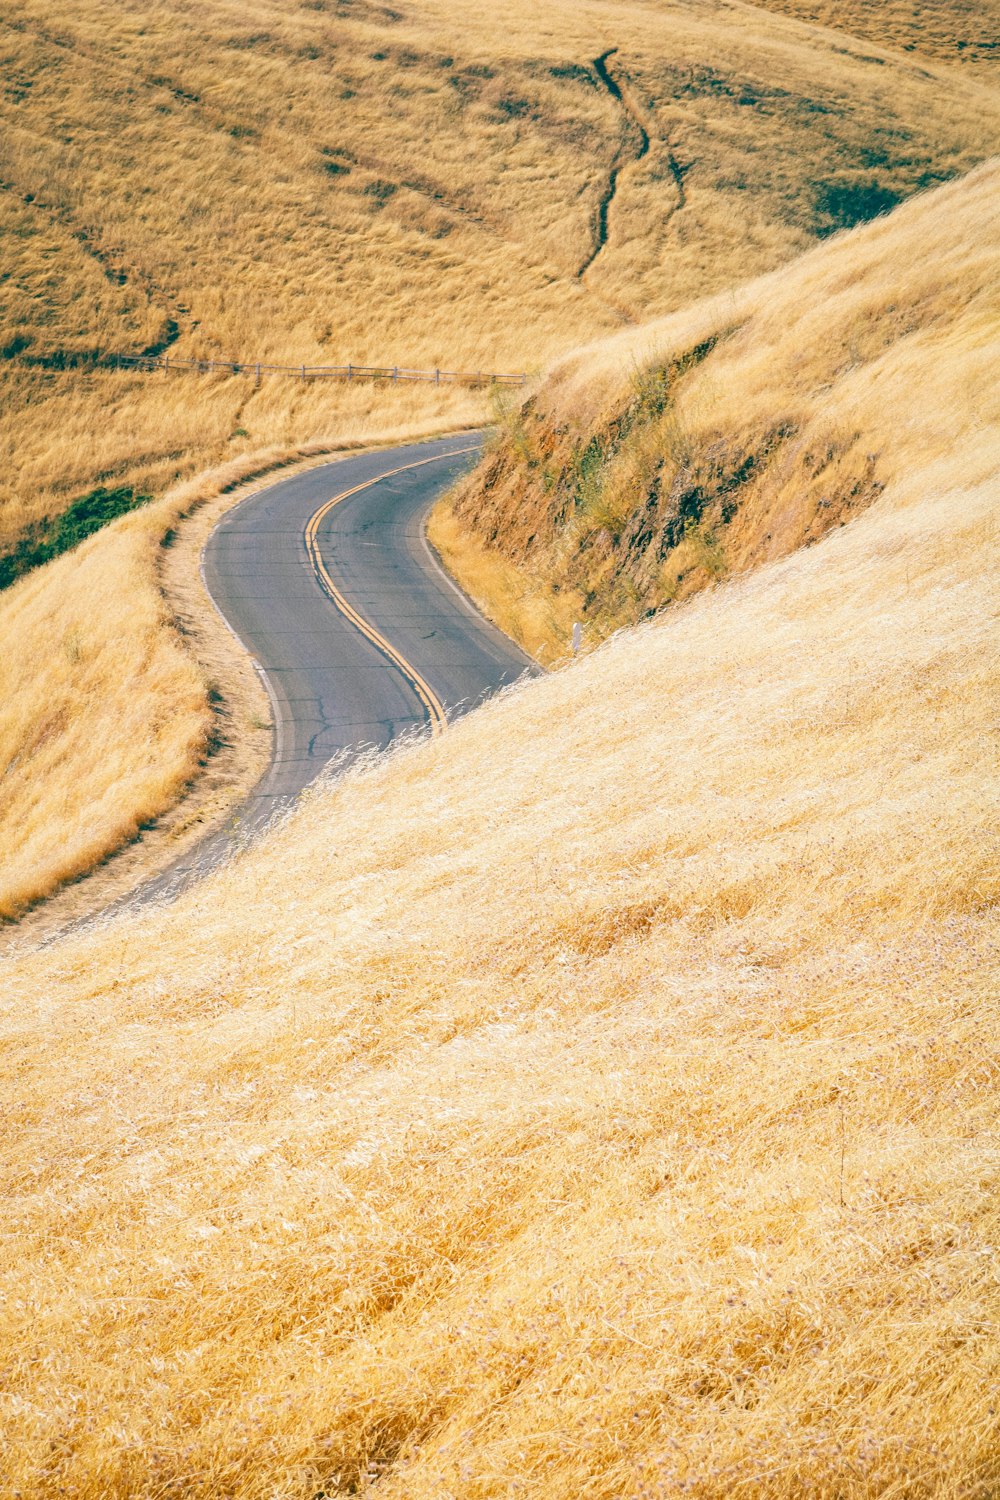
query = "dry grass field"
xmin=4 ymin=0 xmax=1000 ymax=912
xmin=439 ymin=159 xmax=1000 ymax=659
xmin=753 ymin=0 xmax=1000 ymax=75
xmin=2 ymin=157 xmax=999 ymax=1493
xmin=5 ymin=0 xmax=1000 ymax=548
xmin=3 ymin=2 xmax=1000 ymax=1484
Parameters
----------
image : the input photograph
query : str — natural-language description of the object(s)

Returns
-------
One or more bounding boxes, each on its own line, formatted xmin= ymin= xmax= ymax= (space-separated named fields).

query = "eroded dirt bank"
xmin=435 ymin=167 xmax=996 ymax=657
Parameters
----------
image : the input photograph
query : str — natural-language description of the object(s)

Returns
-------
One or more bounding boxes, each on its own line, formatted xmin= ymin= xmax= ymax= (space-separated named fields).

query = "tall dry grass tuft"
xmin=1 ymin=157 xmax=998 ymax=1496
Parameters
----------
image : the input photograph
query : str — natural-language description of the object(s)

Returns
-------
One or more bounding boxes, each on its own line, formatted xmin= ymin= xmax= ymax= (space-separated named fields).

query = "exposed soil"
xmin=448 ymin=344 xmax=887 ymax=651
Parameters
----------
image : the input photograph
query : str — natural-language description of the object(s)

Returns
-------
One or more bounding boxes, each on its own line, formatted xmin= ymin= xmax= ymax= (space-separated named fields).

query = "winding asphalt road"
xmin=140 ymin=433 xmax=536 ymax=901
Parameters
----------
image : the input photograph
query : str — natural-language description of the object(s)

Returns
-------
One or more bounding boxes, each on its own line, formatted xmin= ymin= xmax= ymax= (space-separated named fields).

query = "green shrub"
xmin=0 ymin=485 xmax=152 ymax=591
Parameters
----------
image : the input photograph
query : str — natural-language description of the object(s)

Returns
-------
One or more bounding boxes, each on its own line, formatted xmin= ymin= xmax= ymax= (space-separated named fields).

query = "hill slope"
xmin=439 ymin=159 xmax=1000 ymax=657
xmin=750 ymin=0 xmax=1000 ymax=76
xmin=2 ymin=161 xmax=998 ymax=1496
xmin=5 ymin=0 xmax=1000 ymax=918
xmin=4 ymin=0 xmax=1000 ymax=546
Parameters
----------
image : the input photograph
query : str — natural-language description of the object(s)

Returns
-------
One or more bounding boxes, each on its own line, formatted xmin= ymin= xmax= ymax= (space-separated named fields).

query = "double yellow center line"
xmin=302 ymin=446 xmax=479 ymax=737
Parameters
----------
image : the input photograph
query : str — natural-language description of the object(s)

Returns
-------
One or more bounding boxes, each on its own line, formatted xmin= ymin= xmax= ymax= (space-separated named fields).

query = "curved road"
xmin=140 ymin=433 xmax=536 ymax=901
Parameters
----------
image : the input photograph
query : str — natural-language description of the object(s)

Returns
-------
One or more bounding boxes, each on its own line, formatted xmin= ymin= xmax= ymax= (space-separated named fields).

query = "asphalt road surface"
xmin=140 ymin=433 xmax=537 ymax=901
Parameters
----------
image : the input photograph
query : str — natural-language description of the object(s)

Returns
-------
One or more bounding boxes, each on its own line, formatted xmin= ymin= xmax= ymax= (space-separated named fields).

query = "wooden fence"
xmin=115 ymin=353 xmax=527 ymax=388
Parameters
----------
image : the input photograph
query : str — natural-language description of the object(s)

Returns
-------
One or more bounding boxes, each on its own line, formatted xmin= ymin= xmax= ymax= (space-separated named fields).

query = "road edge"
xmin=1 ymin=426 xmax=482 ymax=951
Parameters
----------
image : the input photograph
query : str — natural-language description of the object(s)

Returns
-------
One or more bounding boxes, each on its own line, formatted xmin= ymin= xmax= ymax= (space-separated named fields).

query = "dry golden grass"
xmin=444 ymin=158 xmax=1000 ymax=657
xmin=4 ymin=0 xmax=1000 ymax=547
xmin=751 ymin=0 xmax=1000 ymax=76
xmin=0 ymin=499 xmax=208 ymax=919
xmin=1 ymin=159 xmax=999 ymax=1495
xmin=0 ymin=366 xmax=482 ymax=548
xmin=427 ymin=502 xmax=583 ymax=666
xmin=4 ymin=0 xmax=1000 ymax=911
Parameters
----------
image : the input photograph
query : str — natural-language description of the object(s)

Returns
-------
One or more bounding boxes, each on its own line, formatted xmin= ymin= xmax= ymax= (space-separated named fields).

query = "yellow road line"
xmin=303 ymin=446 xmax=479 ymax=736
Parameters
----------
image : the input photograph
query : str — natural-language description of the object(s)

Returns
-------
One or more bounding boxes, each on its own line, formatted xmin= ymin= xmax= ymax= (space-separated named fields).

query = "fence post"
xmin=163 ymin=355 xmax=169 ymax=373
xmin=301 ymin=365 xmax=305 ymax=380
xmin=255 ymin=362 xmax=261 ymax=385
xmin=393 ymin=367 xmax=398 ymax=384
xmin=436 ymin=368 xmax=440 ymax=385
xmin=348 ymin=363 xmax=353 ymax=381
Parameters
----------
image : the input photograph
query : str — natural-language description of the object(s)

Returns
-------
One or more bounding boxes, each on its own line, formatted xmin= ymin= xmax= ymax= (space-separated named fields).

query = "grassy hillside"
xmin=6 ymin=0 xmax=1000 ymax=915
xmin=4 ymin=0 xmax=1000 ymax=550
xmin=752 ymin=0 xmax=1000 ymax=76
xmin=437 ymin=159 xmax=1000 ymax=659
xmin=4 ymin=0 xmax=1000 ymax=916
xmin=2 ymin=159 xmax=998 ymax=1494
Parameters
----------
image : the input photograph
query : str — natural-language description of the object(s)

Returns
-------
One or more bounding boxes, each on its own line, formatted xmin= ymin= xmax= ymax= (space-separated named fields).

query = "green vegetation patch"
xmin=0 ymin=485 xmax=152 ymax=591
xmin=813 ymin=177 xmax=902 ymax=233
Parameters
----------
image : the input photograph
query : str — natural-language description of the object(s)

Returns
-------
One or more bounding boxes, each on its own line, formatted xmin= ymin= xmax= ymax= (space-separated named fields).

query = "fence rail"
xmin=115 ymin=353 xmax=527 ymax=388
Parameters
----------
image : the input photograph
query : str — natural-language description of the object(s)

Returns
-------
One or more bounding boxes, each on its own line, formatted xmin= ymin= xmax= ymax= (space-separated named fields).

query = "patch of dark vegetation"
xmin=320 ymin=146 xmax=352 ymax=177
xmin=813 ymin=177 xmax=902 ymax=233
xmin=3 ymin=71 xmax=34 ymax=104
xmin=1 ymin=333 xmax=32 ymax=360
xmin=654 ymin=426 xmax=795 ymax=553
xmin=547 ymin=61 xmax=596 ymax=85
xmin=322 ymin=144 xmax=357 ymax=164
xmin=148 ymin=75 xmax=200 ymax=106
xmin=224 ymin=31 xmax=274 ymax=49
xmin=141 ymin=317 xmax=181 ymax=358
xmin=363 ymin=178 xmax=398 ymax=208
xmin=5 ymin=345 xmax=103 ymax=370
xmin=447 ymin=62 xmax=497 ymax=106
xmin=669 ymin=65 xmax=794 ymax=110
xmin=493 ymin=93 xmax=535 ymax=121
xmin=0 ymin=486 xmax=152 ymax=592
